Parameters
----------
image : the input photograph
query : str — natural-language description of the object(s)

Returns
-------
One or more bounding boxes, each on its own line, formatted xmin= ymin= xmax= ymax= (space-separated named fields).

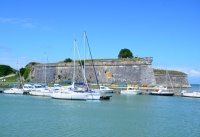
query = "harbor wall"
xmin=154 ymin=73 xmax=190 ymax=88
xmin=29 ymin=58 xmax=190 ymax=88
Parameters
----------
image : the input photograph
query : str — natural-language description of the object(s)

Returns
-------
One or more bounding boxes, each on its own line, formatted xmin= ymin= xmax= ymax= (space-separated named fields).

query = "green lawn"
xmin=0 ymin=75 xmax=19 ymax=84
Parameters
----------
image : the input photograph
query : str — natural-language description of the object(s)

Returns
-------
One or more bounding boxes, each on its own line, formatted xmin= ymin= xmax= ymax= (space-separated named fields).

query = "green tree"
xmin=20 ymin=68 xmax=26 ymax=76
xmin=0 ymin=65 xmax=15 ymax=77
xmin=118 ymin=48 xmax=133 ymax=58
xmin=79 ymin=60 xmax=84 ymax=68
xmin=64 ymin=58 xmax=72 ymax=63
xmin=25 ymin=62 xmax=39 ymax=67
xmin=23 ymin=68 xmax=31 ymax=80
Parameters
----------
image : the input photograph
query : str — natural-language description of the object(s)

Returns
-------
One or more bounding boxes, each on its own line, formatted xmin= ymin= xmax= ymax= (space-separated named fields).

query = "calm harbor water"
xmin=0 ymin=85 xmax=200 ymax=137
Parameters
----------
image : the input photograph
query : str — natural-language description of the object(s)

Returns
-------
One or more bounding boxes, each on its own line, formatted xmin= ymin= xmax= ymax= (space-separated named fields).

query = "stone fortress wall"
xmin=29 ymin=57 xmax=190 ymax=88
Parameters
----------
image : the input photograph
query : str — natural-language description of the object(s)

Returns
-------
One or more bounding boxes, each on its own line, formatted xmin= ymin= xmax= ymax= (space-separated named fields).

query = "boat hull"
xmin=87 ymin=93 xmax=101 ymax=100
xmin=51 ymin=92 xmax=88 ymax=100
xmin=148 ymin=92 xmax=174 ymax=96
xmin=29 ymin=91 xmax=52 ymax=97
xmin=181 ymin=91 xmax=200 ymax=98
xmin=93 ymin=89 xmax=113 ymax=94
xmin=3 ymin=88 xmax=23 ymax=94
xmin=51 ymin=92 xmax=102 ymax=100
xmin=120 ymin=90 xmax=141 ymax=95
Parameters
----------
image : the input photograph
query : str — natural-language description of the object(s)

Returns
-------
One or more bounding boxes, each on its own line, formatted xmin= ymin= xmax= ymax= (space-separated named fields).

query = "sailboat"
xmin=82 ymin=32 xmax=112 ymax=100
xmin=148 ymin=70 xmax=174 ymax=96
xmin=52 ymin=32 xmax=111 ymax=100
xmin=83 ymin=31 xmax=104 ymax=100
xmin=51 ymin=38 xmax=99 ymax=100
xmin=29 ymin=84 xmax=52 ymax=96
xmin=29 ymin=52 xmax=53 ymax=97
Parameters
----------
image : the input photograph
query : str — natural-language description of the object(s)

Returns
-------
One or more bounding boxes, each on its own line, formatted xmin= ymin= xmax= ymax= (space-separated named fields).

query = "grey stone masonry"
xmin=154 ymin=73 xmax=190 ymax=88
xmin=29 ymin=57 xmax=190 ymax=87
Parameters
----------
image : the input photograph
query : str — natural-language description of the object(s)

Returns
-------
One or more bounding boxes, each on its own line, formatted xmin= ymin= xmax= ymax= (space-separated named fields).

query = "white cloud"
xmin=0 ymin=17 xmax=56 ymax=31
xmin=0 ymin=17 xmax=12 ymax=23
xmin=0 ymin=46 xmax=12 ymax=51
xmin=0 ymin=17 xmax=27 ymax=24
xmin=0 ymin=17 xmax=36 ymax=28
xmin=190 ymin=70 xmax=200 ymax=77
xmin=22 ymin=23 xmax=35 ymax=28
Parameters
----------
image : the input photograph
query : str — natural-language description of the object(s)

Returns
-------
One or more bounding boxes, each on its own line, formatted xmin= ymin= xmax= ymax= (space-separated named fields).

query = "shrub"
xmin=64 ymin=58 xmax=72 ymax=63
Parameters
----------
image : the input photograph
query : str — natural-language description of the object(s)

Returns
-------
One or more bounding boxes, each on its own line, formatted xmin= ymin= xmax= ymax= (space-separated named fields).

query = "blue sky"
xmin=0 ymin=0 xmax=200 ymax=84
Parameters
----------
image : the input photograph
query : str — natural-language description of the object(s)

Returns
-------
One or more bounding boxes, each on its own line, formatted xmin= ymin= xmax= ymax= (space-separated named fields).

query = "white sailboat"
xmin=29 ymin=84 xmax=52 ymax=97
xmin=83 ymin=31 xmax=104 ymax=100
xmin=51 ymin=38 xmax=95 ymax=100
xmin=83 ymin=32 xmax=112 ymax=100
xmin=51 ymin=32 xmax=112 ymax=100
xmin=29 ymin=52 xmax=53 ymax=97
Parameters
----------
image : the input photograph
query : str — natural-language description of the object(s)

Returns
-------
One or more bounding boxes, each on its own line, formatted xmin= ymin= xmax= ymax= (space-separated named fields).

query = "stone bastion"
xmin=29 ymin=57 xmax=190 ymax=88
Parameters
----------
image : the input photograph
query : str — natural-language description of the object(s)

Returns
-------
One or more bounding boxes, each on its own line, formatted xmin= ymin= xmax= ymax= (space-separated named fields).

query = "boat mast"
xmin=167 ymin=70 xmax=173 ymax=89
xmin=84 ymin=32 xmax=86 ymax=86
xmin=17 ymin=61 xmax=23 ymax=88
xmin=84 ymin=31 xmax=100 ymax=89
xmin=83 ymin=32 xmax=89 ymax=90
xmin=73 ymin=39 xmax=76 ymax=87
xmin=75 ymin=36 xmax=89 ymax=90
xmin=45 ymin=52 xmax=46 ymax=85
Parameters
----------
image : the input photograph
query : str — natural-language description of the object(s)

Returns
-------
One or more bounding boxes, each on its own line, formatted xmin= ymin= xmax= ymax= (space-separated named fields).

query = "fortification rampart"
xmin=29 ymin=57 xmax=190 ymax=87
xmin=154 ymin=73 xmax=190 ymax=88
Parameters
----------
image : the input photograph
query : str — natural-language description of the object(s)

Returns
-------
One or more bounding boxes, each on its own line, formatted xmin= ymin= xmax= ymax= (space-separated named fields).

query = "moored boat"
xmin=181 ymin=90 xmax=200 ymax=98
xmin=51 ymin=91 xmax=88 ymax=100
xmin=148 ymin=89 xmax=174 ymax=96
xmin=29 ymin=89 xmax=52 ymax=97
xmin=3 ymin=88 xmax=23 ymax=94
xmin=92 ymin=85 xmax=114 ymax=94
xmin=120 ymin=87 xmax=142 ymax=95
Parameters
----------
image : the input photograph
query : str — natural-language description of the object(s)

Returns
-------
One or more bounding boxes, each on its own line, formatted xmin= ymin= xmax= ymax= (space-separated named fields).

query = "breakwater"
xmin=29 ymin=57 xmax=190 ymax=88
